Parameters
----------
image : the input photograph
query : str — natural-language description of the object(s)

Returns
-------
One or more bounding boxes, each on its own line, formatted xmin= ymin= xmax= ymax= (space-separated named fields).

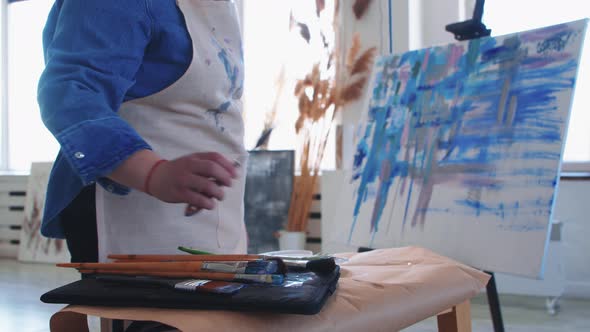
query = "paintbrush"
xmin=109 ymin=253 xmax=263 ymax=262
xmin=58 ymin=260 xmax=281 ymax=275
xmin=281 ymin=258 xmax=337 ymax=274
xmin=110 ymin=253 xmax=288 ymax=275
xmin=108 ymin=253 xmax=334 ymax=274
xmin=76 ymin=268 xmax=284 ymax=285
xmin=110 ymin=253 xmax=333 ymax=262
xmin=178 ymin=246 xmax=336 ymax=273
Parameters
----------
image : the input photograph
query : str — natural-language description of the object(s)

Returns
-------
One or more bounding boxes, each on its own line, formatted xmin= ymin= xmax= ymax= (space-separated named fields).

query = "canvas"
xmin=331 ymin=19 xmax=588 ymax=277
xmin=244 ymin=150 xmax=294 ymax=254
xmin=18 ymin=162 xmax=70 ymax=263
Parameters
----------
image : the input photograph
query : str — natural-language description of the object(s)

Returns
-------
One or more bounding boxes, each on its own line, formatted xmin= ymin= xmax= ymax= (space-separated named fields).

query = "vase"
xmin=277 ymin=230 xmax=307 ymax=251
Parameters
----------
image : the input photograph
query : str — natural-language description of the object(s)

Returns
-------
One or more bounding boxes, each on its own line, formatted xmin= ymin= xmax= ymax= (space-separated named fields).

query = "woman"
xmin=38 ymin=0 xmax=248 ymax=263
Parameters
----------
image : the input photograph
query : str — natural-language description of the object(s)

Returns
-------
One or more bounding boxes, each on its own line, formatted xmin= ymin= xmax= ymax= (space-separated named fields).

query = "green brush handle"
xmin=178 ymin=246 xmax=214 ymax=255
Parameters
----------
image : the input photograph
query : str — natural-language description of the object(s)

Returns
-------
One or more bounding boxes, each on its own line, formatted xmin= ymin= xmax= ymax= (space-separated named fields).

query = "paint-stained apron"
xmin=95 ymin=0 xmax=248 ymax=262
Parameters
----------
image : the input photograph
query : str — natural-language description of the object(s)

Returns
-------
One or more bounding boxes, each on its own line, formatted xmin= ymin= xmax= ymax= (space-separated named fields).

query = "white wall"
xmin=417 ymin=0 xmax=463 ymax=47
xmin=337 ymin=0 xmax=396 ymax=126
xmin=552 ymin=179 xmax=590 ymax=298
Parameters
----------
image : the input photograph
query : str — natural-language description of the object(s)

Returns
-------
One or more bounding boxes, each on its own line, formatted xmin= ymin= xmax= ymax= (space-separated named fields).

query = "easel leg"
xmin=437 ymin=300 xmax=472 ymax=332
xmin=545 ymin=296 xmax=561 ymax=316
xmin=484 ymin=271 xmax=505 ymax=332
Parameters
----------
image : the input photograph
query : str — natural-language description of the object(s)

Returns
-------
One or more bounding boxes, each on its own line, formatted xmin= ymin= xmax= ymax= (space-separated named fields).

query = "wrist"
xmin=144 ymin=159 xmax=167 ymax=196
xmin=107 ymin=149 xmax=164 ymax=192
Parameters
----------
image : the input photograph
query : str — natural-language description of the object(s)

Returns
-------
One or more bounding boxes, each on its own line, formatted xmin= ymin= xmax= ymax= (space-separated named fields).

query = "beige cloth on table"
xmin=49 ymin=247 xmax=490 ymax=332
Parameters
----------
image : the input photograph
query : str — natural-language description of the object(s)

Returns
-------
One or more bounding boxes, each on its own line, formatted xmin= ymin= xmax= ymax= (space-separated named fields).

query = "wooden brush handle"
xmin=58 ymin=261 xmax=209 ymax=273
xmin=107 ymin=254 xmax=262 ymax=262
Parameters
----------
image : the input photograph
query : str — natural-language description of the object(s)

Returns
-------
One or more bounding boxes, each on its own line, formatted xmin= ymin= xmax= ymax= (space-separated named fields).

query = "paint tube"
xmin=173 ymin=279 xmax=244 ymax=294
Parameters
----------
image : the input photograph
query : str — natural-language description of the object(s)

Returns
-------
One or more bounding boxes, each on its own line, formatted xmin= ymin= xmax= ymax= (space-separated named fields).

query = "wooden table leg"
xmin=100 ymin=318 xmax=113 ymax=332
xmin=437 ymin=300 xmax=472 ymax=332
xmin=50 ymin=311 xmax=90 ymax=332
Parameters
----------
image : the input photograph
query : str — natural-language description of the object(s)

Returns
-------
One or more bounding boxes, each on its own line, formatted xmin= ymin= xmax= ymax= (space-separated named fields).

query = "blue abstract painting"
xmin=337 ymin=20 xmax=588 ymax=277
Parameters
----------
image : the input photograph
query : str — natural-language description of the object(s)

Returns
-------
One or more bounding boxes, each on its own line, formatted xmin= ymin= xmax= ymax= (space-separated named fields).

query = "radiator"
xmin=0 ymin=173 xmax=28 ymax=258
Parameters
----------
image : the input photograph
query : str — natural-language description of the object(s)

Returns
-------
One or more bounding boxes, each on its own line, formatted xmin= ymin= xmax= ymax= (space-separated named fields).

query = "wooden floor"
xmin=0 ymin=258 xmax=79 ymax=332
xmin=1 ymin=258 xmax=589 ymax=332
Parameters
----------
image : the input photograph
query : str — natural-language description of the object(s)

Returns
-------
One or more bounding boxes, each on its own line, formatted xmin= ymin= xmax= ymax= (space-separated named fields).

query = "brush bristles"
xmin=306 ymin=258 xmax=337 ymax=274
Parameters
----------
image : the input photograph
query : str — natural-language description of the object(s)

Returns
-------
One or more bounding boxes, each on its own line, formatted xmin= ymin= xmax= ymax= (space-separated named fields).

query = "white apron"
xmin=95 ymin=0 xmax=248 ymax=262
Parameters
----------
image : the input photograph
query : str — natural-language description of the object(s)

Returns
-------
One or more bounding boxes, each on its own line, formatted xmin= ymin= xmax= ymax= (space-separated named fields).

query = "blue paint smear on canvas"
xmin=349 ymin=21 xmax=587 ymax=244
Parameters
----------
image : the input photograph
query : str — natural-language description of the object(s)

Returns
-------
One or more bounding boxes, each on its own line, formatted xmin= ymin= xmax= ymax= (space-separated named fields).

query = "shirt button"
xmin=107 ymin=185 xmax=115 ymax=192
xmin=74 ymin=152 xmax=85 ymax=159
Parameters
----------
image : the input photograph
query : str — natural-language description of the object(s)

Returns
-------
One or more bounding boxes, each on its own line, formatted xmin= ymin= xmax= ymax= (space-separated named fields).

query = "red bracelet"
xmin=144 ymin=159 xmax=167 ymax=196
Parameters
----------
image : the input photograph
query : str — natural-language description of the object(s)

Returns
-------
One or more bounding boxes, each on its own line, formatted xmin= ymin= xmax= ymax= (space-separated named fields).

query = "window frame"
xmin=1 ymin=0 xmax=9 ymax=170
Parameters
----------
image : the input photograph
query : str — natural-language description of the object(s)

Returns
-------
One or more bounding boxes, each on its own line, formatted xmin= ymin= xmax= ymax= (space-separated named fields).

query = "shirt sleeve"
xmin=37 ymin=0 xmax=153 ymax=187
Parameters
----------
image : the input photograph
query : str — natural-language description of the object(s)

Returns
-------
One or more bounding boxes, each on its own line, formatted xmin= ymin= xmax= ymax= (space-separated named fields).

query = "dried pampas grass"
xmin=351 ymin=47 xmax=377 ymax=75
xmin=287 ymin=31 xmax=376 ymax=232
xmin=316 ymin=0 xmax=326 ymax=17
xmin=254 ymin=67 xmax=286 ymax=150
xmin=352 ymin=0 xmax=372 ymax=20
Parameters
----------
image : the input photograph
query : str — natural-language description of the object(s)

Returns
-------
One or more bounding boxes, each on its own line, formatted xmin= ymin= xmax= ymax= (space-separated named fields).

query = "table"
xmin=49 ymin=247 xmax=490 ymax=332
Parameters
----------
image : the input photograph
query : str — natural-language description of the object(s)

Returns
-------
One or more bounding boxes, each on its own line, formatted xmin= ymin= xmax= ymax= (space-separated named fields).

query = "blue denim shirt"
xmin=38 ymin=0 xmax=192 ymax=238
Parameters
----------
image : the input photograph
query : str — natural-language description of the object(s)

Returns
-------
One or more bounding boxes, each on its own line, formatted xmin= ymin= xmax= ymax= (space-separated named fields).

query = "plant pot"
xmin=277 ymin=230 xmax=307 ymax=251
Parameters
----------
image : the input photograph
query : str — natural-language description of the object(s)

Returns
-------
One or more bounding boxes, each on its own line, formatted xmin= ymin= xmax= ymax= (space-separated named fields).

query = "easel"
xmin=483 ymin=271 xmax=505 ymax=332
xmin=445 ymin=1 xmax=504 ymax=331
xmin=445 ymin=0 xmax=491 ymax=41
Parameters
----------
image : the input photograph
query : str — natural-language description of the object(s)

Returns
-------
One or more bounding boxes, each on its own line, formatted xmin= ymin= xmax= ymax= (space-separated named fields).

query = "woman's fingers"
xmin=146 ymin=152 xmax=240 ymax=208
xmin=190 ymin=175 xmax=225 ymax=201
xmin=195 ymin=152 xmax=239 ymax=179
xmin=190 ymin=158 xmax=234 ymax=187
xmin=185 ymin=190 xmax=216 ymax=210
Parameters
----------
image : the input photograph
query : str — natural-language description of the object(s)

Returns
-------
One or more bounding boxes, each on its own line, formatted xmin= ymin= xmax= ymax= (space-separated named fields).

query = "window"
xmin=0 ymin=0 xmax=337 ymax=172
xmin=242 ymin=0 xmax=300 ymax=152
xmin=483 ymin=0 xmax=590 ymax=164
xmin=2 ymin=0 xmax=56 ymax=172
xmin=242 ymin=0 xmax=336 ymax=169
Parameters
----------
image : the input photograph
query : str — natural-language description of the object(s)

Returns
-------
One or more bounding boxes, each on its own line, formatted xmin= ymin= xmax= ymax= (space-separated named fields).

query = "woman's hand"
xmin=148 ymin=152 xmax=238 ymax=210
xmin=107 ymin=150 xmax=238 ymax=210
